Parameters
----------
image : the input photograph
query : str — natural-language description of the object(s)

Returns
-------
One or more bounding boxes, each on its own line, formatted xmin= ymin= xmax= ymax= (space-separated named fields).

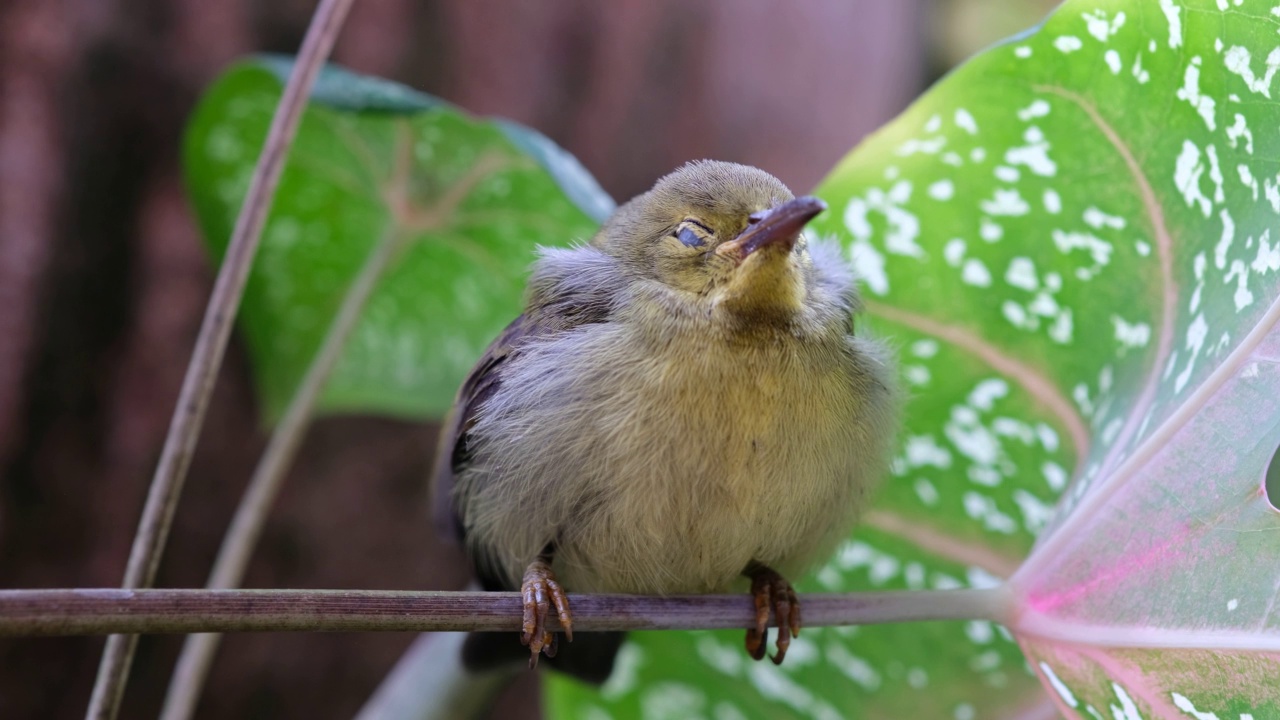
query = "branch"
xmin=85 ymin=0 xmax=357 ymax=717
xmin=160 ymin=224 xmax=403 ymax=720
xmin=1 ymin=587 xmax=1012 ymax=637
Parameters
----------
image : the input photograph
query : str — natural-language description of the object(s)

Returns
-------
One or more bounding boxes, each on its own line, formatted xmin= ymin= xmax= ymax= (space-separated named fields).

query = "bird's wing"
xmin=429 ymin=312 xmax=548 ymax=548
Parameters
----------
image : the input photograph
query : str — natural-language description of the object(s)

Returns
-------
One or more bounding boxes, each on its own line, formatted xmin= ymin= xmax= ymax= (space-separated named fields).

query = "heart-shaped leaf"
xmin=546 ymin=0 xmax=1280 ymax=718
xmin=183 ymin=56 xmax=611 ymax=423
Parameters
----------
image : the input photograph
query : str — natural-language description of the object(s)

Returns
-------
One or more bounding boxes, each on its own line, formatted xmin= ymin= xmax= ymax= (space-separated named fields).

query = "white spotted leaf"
xmin=184 ymin=56 xmax=609 ymax=422
xmin=549 ymin=1 xmax=1280 ymax=718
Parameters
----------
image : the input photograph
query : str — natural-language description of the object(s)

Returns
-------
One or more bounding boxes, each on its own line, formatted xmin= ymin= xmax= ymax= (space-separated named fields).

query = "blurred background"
xmin=0 ymin=0 xmax=1054 ymax=717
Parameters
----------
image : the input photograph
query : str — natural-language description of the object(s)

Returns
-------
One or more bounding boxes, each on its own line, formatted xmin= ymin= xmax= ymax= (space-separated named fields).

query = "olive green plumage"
xmin=433 ymin=160 xmax=898 ymax=675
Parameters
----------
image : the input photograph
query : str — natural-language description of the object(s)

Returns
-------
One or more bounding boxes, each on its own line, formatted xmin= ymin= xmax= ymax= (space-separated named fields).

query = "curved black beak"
xmin=722 ymin=195 xmax=827 ymax=259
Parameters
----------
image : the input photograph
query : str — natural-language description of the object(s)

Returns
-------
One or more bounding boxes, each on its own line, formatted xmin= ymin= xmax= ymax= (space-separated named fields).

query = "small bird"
xmin=433 ymin=160 xmax=897 ymax=680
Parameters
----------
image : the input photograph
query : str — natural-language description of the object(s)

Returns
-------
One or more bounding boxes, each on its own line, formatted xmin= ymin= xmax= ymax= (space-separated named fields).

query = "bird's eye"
xmin=674 ymin=220 xmax=712 ymax=247
xmin=677 ymin=226 xmax=704 ymax=247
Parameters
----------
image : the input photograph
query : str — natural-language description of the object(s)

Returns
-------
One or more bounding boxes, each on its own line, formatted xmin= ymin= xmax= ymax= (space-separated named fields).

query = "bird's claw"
xmin=520 ymin=559 xmax=573 ymax=668
xmin=744 ymin=565 xmax=802 ymax=665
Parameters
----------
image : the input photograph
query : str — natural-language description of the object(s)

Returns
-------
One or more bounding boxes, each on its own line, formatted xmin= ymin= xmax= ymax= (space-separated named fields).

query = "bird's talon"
xmin=745 ymin=564 xmax=802 ymax=665
xmin=520 ymin=559 xmax=571 ymax=667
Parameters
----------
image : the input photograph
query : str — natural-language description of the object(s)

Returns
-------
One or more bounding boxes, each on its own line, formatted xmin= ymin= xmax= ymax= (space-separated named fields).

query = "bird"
xmin=431 ymin=160 xmax=898 ymax=681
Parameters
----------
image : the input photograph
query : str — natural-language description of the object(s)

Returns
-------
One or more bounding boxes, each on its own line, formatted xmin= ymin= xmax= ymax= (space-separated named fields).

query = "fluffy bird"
xmin=433 ymin=160 xmax=897 ymax=679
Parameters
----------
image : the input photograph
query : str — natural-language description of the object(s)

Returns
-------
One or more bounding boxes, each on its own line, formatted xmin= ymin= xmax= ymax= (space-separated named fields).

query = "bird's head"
xmin=592 ymin=161 xmax=829 ymax=325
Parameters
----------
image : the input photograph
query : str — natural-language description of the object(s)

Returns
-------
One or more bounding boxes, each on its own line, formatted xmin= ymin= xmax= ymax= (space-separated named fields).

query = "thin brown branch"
xmin=1 ymin=587 xmax=1012 ymax=637
xmin=160 ymin=224 xmax=402 ymax=720
xmin=85 ymin=0 xmax=357 ymax=717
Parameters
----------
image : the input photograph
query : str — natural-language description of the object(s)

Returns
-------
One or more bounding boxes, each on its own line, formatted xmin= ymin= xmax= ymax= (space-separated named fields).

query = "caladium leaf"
xmin=547 ymin=0 xmax=1280 ymax=718
xmin=183 ymin=56 xmax=610 ymax=423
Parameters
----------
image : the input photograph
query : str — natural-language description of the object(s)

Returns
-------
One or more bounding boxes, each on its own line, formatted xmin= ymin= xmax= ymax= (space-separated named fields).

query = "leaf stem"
xmin=159 ymin=228 xmax=404 ymax=720
xmin=84 ymin=0 xmax=356 ymax=717
xmin=2 ymin=587 xmax=1013 ymax=637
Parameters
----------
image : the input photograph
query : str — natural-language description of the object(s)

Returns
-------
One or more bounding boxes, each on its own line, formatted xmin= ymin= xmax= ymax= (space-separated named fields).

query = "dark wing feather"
xmin=430 ymin=313 xmax=550 ymax=548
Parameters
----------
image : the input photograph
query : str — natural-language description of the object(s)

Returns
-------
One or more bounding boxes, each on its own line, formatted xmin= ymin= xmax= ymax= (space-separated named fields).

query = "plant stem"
xmin=1 ymin=587 xmax=1013 ymax=636
xmin=83 ymin=0 xmax=356 ymax=717
xmin=160 ymin=226 xmax=403 ymax=720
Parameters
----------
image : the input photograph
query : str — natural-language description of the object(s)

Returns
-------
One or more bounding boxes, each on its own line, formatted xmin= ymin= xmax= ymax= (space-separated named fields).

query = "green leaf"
xmin=547 ymin=0 xmax=1280 ymax=718
xmin=183 ymin=56 xmax=611 ymax=423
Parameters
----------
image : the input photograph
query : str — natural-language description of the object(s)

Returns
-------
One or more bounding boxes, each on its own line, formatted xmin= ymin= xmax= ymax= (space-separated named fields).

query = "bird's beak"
xmin=717 ymin=196 xmax=827 ymax=261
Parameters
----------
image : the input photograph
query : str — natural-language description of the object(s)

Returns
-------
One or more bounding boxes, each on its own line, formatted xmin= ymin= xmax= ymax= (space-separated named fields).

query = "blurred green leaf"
xmin=183 ymin=56 xmax=610 ymax=423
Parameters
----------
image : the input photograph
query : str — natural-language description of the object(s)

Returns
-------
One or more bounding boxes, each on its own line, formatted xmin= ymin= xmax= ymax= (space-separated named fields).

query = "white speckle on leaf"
xmin=1053 ymin=230 xmax=1113 ymax=267
xmin=912 ymin=339 xmax=939 ymax=358
xmin=981 ymin=218 xmax=1003 ymax=242
xmin=1136 ymin=240 xmax=1151 ymax=256
xmin=944 ymin=238 xmax=966 ymax=266
xmin=1110 ymin=683 xmax=1143 ymax=720
xmin=897 ymin=136 xmax=947 ymax=156
xmin=954 ymin=109 xmax=978 ymax=134
xmin=747 ymin=661 xmax=813 ymax=714
xmin=981 ymin=189 xmax=1030 ymax=216
xmin=849 ymin=238 xmax=888 ymax=295
xmin=1049 ymin=308 xmax=1074 ymax=344
xmin=955 ymin=704 xmax=976 ymax=720
xmin=1253 ymin=229 xmax=1280 ymax=273
xmin=906 ymin=434 xmax=953 ymax=468
xmin=1176 ymin=57 xmax=1217 ymax=131
xmin=965 ymin=620 xmax=994 ymax=644
xmin=906 ymin=667 xmax=929 ymax=689
xmin=1042 ymin=461 xmax=1068 ymax=491
xmin=1082 ymin=9 xmax=1125 ymax=41
xmin=1002 ymin=301 xmax=1033 ymax=330
xmin=1171 ymin=693 xmax=1222 ymax=720
xmin=962 ymin=259 xmax=992 ymax=287
xmin=1112 ymin=315 xmax=1152 ymax=352
xmin=1175 ymin=313 xmax=1208 ymax=392
xmin=971 ymin=147 xmax=987 ymax=163
xmin=825 ymin=644 xmax=881 ymax=690
xmin=697 ymin=636 xmax=742 ymax=677
xmin=1006 ymin=257 xmax=1039 ymax=291
xmin=1044 ymin=189 xmax=1063 ymax=214
xmin=1223 ymin=46 xmax=1280 ymax=98
xmin=968 ymin=378 xmax=1009 ymax=411
xmin=1265 ymin=175 xmax=1280 ymax=213
xmin=994 ymin=165 xmax=1020 ymax=183
xmin=1040 ymin=662 xmax=1079 ymax=707
xmin=1174 ymin=141 xmax=1213 ymax=217
xmin=641 ymin=682 xmax=705 ymax=719
xmin=1015 ymin=46 xmax=1032 ymax=58
xmin=1207 ymin=144 xmax=1225 ymax=203
xmin=1017 ymin=99 xmax=1051 ymax=121
xmin=1225 ymin=260 xmax=1254 ymax=310
xmin=963 ymin=492 xmax=1017 ymax=534
xmin=903 ymin=364 xmax=930 ymax=386
xmin=924 ymin=114 xmax=942 ymax=133
xmin=929 ymin=179 xmax=955 ymax=201
xmin=968 ymin=466 xmax=1002 ymax=487
xmin=1037 ymin=424 xmax=1060 ymax=452
xmin=1132 ymin=51 xmax=1151 ymax=84
xmin=1159 ymin=0 xmax=1182 ymax=48
xmin=1238 ymin=164 xmax=1259 ymax=200
xmin=1012 ymin=489 xmax=1055 ymax=533
xmin=914 ymin=478 xmax=939 ymax=506
xmin=1227 ymin=113 xmax=1254 ymax=153
xmin=1084 ymin=206 xmax=1126 ymax=230
xmin=1105 ymin=49 xmax=1122 ymax=74
xmin=1215 ymin=209 xmax=1235 ymax=269
xmin=1005 ymin=127 xmax=1057 ymax=177
xmin=1228 ymin=598 xmax=1240 ymax=611
xmin=1055 ymin=36 xmax=1083 ymax=53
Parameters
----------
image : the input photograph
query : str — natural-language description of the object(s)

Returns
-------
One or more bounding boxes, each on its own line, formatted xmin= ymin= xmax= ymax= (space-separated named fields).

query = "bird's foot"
xmin=520 ymin=558 xmax=573 ymax=668
xmin=744 ymin=563 xmax=801 ymax=665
